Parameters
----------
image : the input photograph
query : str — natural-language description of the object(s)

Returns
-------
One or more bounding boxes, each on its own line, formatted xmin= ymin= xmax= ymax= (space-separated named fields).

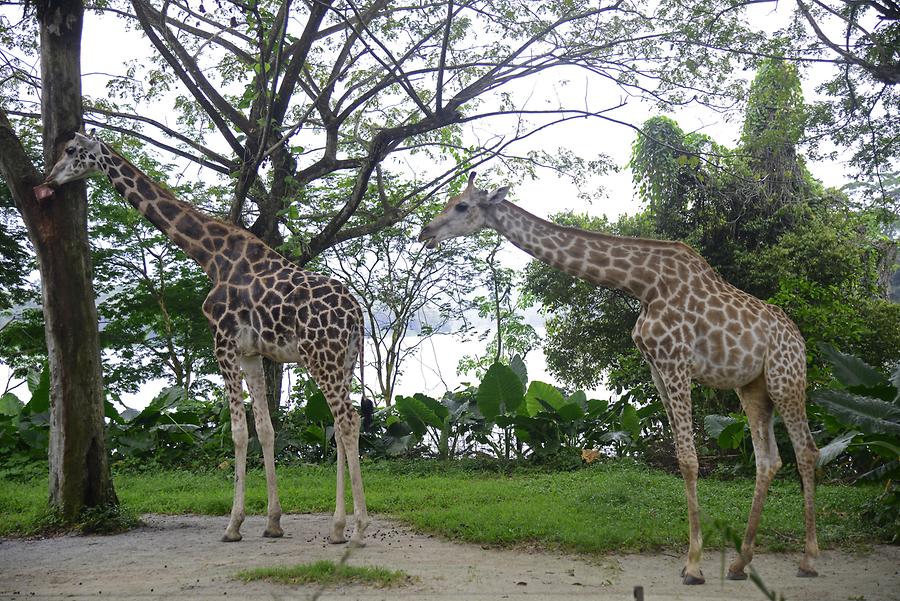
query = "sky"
xmin=1 ymin=2 xmax=855 ymax=409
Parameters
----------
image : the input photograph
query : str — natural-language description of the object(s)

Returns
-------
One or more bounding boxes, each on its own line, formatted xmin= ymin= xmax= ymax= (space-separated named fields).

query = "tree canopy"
xmin=526 ymin=59 xmax=900 ymax=398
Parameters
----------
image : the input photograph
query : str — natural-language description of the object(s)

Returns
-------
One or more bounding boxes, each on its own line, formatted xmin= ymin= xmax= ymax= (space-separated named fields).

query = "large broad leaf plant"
xmin=812 ymin=343 xmax=900 ymax=540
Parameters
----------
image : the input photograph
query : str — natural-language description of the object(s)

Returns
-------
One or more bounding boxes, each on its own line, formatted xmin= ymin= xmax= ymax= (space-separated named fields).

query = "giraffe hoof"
xmin=262 ymin=527 xmax=284 ymax=538
xmin=680 ymin=568 xmax=705 ymax=585
xmin=328 ymin=536 xmax=348 ymax=545
xmin=221 ymin=532 xmax=242 ymax=543
xmin=727 ymin=569 xmax=748 ymax=581
xmin=682 ymin=573 xmax=705 ymax=585
xmin=797 ymin=567 xmax=818 ymax=578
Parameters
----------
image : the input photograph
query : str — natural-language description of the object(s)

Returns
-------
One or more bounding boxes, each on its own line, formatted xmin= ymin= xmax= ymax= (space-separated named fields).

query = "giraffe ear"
xmin=487 ymin=186 xmax=509 ymax=204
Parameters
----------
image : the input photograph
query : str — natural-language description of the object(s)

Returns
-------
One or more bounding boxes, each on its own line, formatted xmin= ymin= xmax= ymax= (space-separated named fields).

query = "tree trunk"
xmin=262 ymin=357 xmax=283 ymax=430
xmin=0 ymin=0 xmax=117 ymax=518
xmin=245 ymin=145 xmax=295 ymax=430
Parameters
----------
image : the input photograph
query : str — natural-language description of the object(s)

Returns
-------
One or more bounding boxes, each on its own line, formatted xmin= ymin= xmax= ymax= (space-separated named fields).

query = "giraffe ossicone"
xmin=420 ymin=172 xmax=820 ymax=585
xmin=40 ymin=131 xmax=370 ymax=546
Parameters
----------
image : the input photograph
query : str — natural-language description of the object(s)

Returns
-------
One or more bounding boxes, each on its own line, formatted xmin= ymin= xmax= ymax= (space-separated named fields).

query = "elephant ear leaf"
xmin=305 ymin=389 xmax=334 ymax=424
xmin=810 ymin=390 xmax=900 ymax=437
xmin=395 ymin=395 xmax=442 ymax=437
xmin=524 ymin=381 xmax=566 ymax=416
xmin=477 ymin=362 xmax=525 ymax=421
xmin=819 ymin=342 xmax=892 ymax=399
xmin=704 ymin=414 xmax=738 ymax=439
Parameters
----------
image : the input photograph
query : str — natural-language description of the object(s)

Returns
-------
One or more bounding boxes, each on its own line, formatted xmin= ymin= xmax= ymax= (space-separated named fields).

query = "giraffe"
xmin=35 ymin=131 xmax=370 ymax=546
xmin=419 ymin=173 xmax=819 ymax=585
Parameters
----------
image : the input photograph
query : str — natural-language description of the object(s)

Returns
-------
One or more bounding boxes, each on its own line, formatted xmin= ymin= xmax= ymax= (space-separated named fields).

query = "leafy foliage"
xmin=812 ymin=344 xmax=900 ymax=540
xmin=526 ymin=59 xmax=900 ymax=406
xmin=0 ymin=364 xmax=49 ymax=480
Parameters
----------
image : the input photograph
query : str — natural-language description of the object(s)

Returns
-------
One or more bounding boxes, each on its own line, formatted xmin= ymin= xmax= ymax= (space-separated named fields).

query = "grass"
xmin=0 ymin=459 xmax=888 ymax=555
xmin=236 ymin=559 xmax=411 ymax=587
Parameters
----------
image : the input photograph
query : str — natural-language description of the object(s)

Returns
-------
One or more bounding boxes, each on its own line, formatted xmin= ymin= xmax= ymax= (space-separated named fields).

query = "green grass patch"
xmin=236 ymin=560 xmax=411 ymax=587
xmin=1 ymin=460 xmax=888 ymax=555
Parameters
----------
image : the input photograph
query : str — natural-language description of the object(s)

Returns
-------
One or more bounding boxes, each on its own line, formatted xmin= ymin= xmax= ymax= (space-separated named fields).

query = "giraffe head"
xmin=43 ymin=131 xmax=104 ymax=188
xmin=418 ymin=172 xmax=509 ymax=248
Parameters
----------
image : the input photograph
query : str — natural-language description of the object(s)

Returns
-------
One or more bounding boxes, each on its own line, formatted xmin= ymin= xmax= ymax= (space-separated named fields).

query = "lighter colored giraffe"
xmin=37 ymin=132 xmax=370 ymax=546
xmin=419 ymin=173 xmax=819 ymax=584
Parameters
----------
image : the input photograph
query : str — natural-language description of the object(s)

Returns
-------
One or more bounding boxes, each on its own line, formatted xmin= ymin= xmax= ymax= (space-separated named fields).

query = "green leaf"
xmin=556 ymin=402 xmax=585 ymax=422
xmin=300 ymin=424 xmax=326 ymax=445
xmin=717 ymin=422 xmax=747 ymax=450
xmin=620 ymin=404 xmax=640 ymax=439
xmin=811 ymin=390 xmax=900 ymax=436
xmin=567 ymin=390 xmax=588 ymax=409
xmin=0 ymin=393 xmax=22 ymax=417
xmin=305 ymin=389 xmax=333 ymax=424
xmin=819 ymin=343 xmax=890 ymax=391
xmin=509 ymin=354 xmax=528 ymax=385
xmin=477 ymin=362 xmax=525 ymax=421
xmin=524 ymin=381 xmax=566 ymax=416
xmin=817 ymin=431 xmax=859 ymax=467
xmin=586 ymin=398 xmax=609 ymax=417
xmin=414 ymin=394 xmax=449 ymax=423
xmin=25 ymin=366 xmax=49 ymax=414
xmin=395 ymin=395 xmax=442 ymax=437
xmin=704 ymin=414 xmax=738 ymax=439
xmin=854 ymin=439 xmax=900 ymax=459
xmin=598 ymin=430 xmax=631 ymax=445
xmin=26 ymin=366 xmax=43 ymax=393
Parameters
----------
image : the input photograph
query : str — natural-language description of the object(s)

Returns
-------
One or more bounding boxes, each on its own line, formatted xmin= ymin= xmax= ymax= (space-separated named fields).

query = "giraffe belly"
xmin=235 ymin=323 xmax=303 ymax=364
xmin=691 ymin=348 xmax=765 ymax=390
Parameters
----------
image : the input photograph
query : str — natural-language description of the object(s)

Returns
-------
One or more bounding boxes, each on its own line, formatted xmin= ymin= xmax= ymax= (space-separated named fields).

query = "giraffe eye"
xmin=455 ymin=202 xmax=469 ymax=212
xmin=65 ymin=147 xmax=76 ymax=155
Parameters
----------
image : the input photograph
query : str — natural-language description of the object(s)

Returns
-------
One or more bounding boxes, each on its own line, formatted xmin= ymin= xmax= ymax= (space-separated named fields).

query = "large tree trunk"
xmin=0 ymin=0 xmax=117 ymax=518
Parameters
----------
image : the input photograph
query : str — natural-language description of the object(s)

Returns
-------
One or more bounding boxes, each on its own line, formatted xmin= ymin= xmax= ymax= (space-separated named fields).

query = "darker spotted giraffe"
xmin=419 ymin=173 xmax=819 ymax=585
xmin=42 ymin=132 xmax=370 ymax=545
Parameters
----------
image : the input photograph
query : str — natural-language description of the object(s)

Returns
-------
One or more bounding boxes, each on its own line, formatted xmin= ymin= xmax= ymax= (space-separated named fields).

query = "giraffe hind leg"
xmin=767 ymin=361 xmax=820 ymax=577
xmin=341 ymin=413 xmax=369 ymax=546
xmin=778 ymin=396 xmax=820 ymax=577
xmin=310 ymin=361 xmax=368 ymax=546
xmin=727 ymin=375 xmax=781 ymax=580
xmin=329 ymin=430 xmax=348 ymax=544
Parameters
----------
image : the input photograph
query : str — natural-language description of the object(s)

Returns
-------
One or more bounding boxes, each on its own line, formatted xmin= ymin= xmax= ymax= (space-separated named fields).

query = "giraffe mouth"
xmin=417 ymin=228 xmax=439 ymax=249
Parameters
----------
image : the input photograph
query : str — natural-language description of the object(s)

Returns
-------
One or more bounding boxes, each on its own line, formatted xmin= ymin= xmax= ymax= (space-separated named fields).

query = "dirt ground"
xmin=1 ymin=513 xmax=898 ymax=601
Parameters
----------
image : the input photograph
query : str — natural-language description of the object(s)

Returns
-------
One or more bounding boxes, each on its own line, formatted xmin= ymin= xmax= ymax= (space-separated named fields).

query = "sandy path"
xmin=1 ymin=513 xmax=898 ymax=601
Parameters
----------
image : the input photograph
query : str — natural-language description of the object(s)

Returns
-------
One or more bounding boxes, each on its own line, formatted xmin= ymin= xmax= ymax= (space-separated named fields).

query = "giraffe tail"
xmin=359 ymin=331 xmax=374 ymax=431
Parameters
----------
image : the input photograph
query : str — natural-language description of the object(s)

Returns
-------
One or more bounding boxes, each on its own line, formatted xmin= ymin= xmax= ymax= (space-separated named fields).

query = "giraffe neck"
xmin=96 ymin=144 xmax=278 ymax=284
xmin=485 ymin=201 xmax=676 ymax=303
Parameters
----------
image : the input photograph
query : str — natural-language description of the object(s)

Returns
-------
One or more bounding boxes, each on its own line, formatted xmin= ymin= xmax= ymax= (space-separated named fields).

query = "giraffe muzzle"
xmin=418 ymin=226 xmax=438 ymax=249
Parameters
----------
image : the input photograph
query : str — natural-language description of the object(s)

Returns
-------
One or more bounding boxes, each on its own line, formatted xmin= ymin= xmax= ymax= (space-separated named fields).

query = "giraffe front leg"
xmin=677 ymin=442 xmax=704 ymax=585
xmin=221 ymin=364 xmax=248 ymax=542
xmin=649 ymin=364 xmax=704 ymax=584
xmin=239 ymin=356 xmax=283 ymax=538
xmin=329 ymin=431 xmax=348 ymax=544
